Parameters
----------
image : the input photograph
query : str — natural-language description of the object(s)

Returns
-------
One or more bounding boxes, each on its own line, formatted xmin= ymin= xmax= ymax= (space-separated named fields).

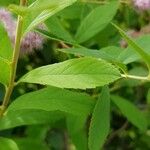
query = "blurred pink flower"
xmin=0 ymin=8 xmax=46 ymax=54
xmin=133 ymin=0 xmax=150 ymax=10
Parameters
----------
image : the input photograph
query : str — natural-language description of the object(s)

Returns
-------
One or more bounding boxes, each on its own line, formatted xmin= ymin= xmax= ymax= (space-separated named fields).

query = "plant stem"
xmin=121 ymin=74 xmax=149 ymax=81
xmin=0 ymin=0 xmax=27 ymax=116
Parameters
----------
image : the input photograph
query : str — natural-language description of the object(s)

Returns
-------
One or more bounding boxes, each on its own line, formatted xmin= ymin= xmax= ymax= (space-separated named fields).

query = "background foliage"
xmin=0 ymin=0 xmax=150 ymax=149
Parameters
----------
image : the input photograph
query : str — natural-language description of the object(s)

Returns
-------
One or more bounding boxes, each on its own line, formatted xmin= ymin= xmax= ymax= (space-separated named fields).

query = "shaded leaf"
xmin=111 ymin=95 xmax=147 ymax=131
xmin=8 ymin=86 xmax=95 ymax=116
xmin=0 ymin=110 xmax=64 ymax=130
xmin=89 ymin=86 xmax=110 ymax=150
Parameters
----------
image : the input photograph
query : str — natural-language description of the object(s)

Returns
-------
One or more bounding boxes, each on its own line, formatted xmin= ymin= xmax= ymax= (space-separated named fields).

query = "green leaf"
xmin=18 ymin=57 xmax=121 ymax=89
xmin=58 ymin=46 xmax=123 ymax=62
xmin=15 ymin=0 xmax=76 ymax=35
xmin=36 ymin=29 xmax=79 ymax=47
xmin=8 ymin=86 xmax=95 ymax=116
xmin=9 ymin=0 xmax=76 ymax=34
xmin=45 ymin=16 xmax=75 ymax=43
xmin=147 ymin=89 xmax=150 ymax=104
xmin=14 ymin=138 xmax=49 ymax=150
xmin=0 ymin=0 xmax=18 ymax=6
xmin=0 ymin=23 xmax=12 ymax=85
xmin=112 ymin=23 xmax=150 ymax=71
xmin=67 ymin=115 xmax=88 ymax=150
xmin=58 ymin=47 xmax=127 ymax=73
xmin=119 ymin=35 xmax=150 ymax=64
xmin=0 ymin=137 xmax=19 ymax=150
xmin=0 ymin=87 xmax=94 ymax=130
xmin=89 ymin=86 xmax=110 ymax=150
xmin=0 ymin=110 xmax=64 ymax=130
xmin=75 ymin=1 xmax=118 ymax=43
xmin=111 ymin=95 xmax=147 ymax=131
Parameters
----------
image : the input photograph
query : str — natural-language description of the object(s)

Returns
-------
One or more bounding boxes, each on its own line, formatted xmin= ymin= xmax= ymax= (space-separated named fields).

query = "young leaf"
xmin=18 ymin=57 xmax=121 ymax=89
xmin=75 ymin=1 xmax=118 ymax=43
xmin=111 ymin=95 xmax=147 ymax=131
xmin=0 ymin=137 xmax=19 ymax=150
xmin=112 ymin=23 xmax=150 ymax=71
xmin=8 ymin=86 xmax=95 ymax=116
xmin=89 ymin=86 xmax=110 ymax=150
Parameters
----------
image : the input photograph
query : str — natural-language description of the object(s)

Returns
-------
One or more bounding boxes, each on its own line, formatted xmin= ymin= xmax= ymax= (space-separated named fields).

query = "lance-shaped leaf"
xmin=119 ymin=35 xmax=150 ymax=64
xmin=8 ymin=0 xmax=77 ymax=35
xmin=112 ymin=23 xmax=150 ymax=72
xmin=89 ymin=86 xmax=110 ymax=150
xmin=58 ymin=46 xmax=122 ymax=62
xmin=0 ymin=110 xmax=64 ymax=130
xmin=8 ymin=86 xmax=95 ymax=116
xmin=18 ymin=57 xmax=121 ymax=89
xmin=0 ymin=87 xmax=94 ymax=130
xmin=75 ymin=1 xmax=118 ymax=43
xmin=111 ymin=95 xmax=147 ymax=132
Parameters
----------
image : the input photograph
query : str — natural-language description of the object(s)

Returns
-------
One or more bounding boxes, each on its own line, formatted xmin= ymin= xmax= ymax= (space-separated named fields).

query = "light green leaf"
xmin=58 ymin=47 xmax=127 ymax=73
xmin=18 ymin=57 xmax=121 ymax=89
xmin=112 ymin=23 xmax=150 ymax=71
xmin=119 ymin=35 xmax=150 ymax=64
xmin=8 ymin=86 xmax=95 ymax=116
xmin=89 ymin=86 xmax=110 ymax=150
xmin=0 ymin=137 xmax=19 ymax=150
xmin=9 ymin=0 xmax=76 ymax=34
xmin=111 ymin=95 xmax=147 ymax=131
xmin=58 ymin=46 xmax=123 ymax=62
xmin=0 ymin=23 xmax=12 ymax=85
xmin=0 ymin=61 xmax=11 ymax=86
xmin=75 ymin=1 xmax=118 ymax=43
xmin=22 ymin=0 xmax=76 ymax=34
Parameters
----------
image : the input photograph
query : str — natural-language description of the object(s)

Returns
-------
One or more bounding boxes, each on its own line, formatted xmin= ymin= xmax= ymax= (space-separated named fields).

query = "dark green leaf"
xmin=111 ymin=95 xmax=147 ymax=131
xmin=89 ymin=86 xmax=110 ymax=150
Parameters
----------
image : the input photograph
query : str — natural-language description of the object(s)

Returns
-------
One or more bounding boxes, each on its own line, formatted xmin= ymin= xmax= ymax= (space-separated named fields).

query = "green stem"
xmin=0 ymin=0 xmax=27 ymax=116
xmin=121 ymin=74 xmax=150 ymax=81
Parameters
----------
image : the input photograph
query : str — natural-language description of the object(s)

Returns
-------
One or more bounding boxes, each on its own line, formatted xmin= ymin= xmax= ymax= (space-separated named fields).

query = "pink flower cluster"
xmin=0 ymin=8 xmax=46 ymax=54
xmin=133 ymin=0 xmax=150 ymax=10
